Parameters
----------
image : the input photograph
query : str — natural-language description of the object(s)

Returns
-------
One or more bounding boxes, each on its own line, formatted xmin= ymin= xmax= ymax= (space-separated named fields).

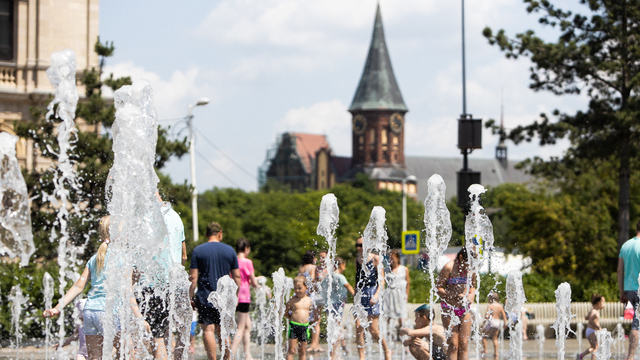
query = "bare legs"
xmin=442 ymin=312 xmax=472 ymax=360
xmin=355 ymin=316 xmax=390 ymax=360
xmin=629 ymin=329 xmax=639 ymax=359
xmin=85 ymin=335 xmax=104 ymax=360
xmin=201 ymin=324 xmax=230 ymax=360
xmin=307 ymin=304 xmax=324 ymax=352
xmin=231 ymin=312 xmax=254 ymax=360
xmin=287 ymin=339 xmax=307 ymax=360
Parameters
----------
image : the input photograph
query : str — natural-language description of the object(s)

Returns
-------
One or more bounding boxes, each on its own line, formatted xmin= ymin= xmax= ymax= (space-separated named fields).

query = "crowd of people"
xmin=39 ymin=193 xmax=640 ymax=360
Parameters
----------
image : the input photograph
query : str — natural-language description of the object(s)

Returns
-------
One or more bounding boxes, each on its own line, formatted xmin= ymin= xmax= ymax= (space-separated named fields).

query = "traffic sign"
xmin=401 ymin=231 xmax=420 ymax=255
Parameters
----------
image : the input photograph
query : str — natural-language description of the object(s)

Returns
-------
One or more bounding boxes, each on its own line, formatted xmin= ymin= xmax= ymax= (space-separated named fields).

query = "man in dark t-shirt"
xmin=189 ymin=222 xmax=240 ymax=360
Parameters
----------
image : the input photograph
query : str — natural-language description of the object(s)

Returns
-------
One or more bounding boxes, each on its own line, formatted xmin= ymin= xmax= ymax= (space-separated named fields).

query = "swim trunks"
xmin=288 ymin=321 xmax=310 ymax=342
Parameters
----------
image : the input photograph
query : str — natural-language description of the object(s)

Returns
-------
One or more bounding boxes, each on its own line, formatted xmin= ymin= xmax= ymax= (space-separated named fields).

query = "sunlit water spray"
xmin=43 ymin=272 xmax=55 ymax=359
xmin=209 ymin=275 xmax=238 ymax=359
xmin=423 ymin=174 xmax=451 ymax=359
xmin=551 ymin=282 xmax=572 ymax=360
xmin=353 ymin=206 xmax=388 ymax=359
xmin=464 ymin=184 xmax=494 ymax=359
xmin=317 ymin=193 xmax=340 ymax=356
xmin=536 ymin=324 xmax=545 ymax=358
xmin=595 ymin=328 xmax=613 ymax=360
xmin=0 ymin=132 xmax=35 ymax=266
xmin=43 ymin=49 xmax=83 ymax=356
xmin=9 ymin=285 xmax=28 ymax=358
xmin=505 ymin=270 xmax=526 ymax=359
xmin=268 ymin=268 xmax=288 ymax=360
xmin=254 ymin=276 xmax=269 ymax=360
xmin=103 ymin=79 xmax=168 ymax=359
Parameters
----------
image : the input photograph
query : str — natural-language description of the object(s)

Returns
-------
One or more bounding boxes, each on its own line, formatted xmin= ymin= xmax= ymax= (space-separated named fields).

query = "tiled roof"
xmin=291 ymin=133 xmax=330 ymax=174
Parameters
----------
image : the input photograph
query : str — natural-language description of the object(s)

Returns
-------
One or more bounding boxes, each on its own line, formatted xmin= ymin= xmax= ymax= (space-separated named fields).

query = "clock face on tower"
xmin=352 ymin=114 xmax=367 ymax=135
xmin=390 ymin=113 xmax=404 ymax=134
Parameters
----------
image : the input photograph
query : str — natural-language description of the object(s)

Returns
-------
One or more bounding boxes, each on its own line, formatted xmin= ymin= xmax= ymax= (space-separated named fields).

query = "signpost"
xmin=401 ymin=231 xmax=420 ymax=255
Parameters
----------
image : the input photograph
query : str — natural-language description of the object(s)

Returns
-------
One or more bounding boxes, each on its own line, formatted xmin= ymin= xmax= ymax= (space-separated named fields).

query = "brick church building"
xmin=260 ymin=5 xmax=529 ymax=199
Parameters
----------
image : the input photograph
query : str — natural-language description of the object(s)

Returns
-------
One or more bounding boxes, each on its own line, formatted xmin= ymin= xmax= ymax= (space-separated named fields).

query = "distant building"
xmin=0 ymin=0 xmax=99 ymax=171
xmin=260 ymin=4 xmax=530 ymax=197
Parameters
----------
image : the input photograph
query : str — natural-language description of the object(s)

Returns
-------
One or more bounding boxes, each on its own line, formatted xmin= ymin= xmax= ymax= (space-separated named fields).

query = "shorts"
xmin=83 ymin=309 xmax=105 ymax=336
xmin=627 ymin=291 xmax=640 ymax=331
xmin=328 ymin=302 xmax=345 ymax=318
xmin=432 ymin=346 xmax=446 ymax=360
xmin=360 ymin=286 xmax=381 ymax=316
xmin=138 ymin=287 xmax=170 ymax=338
xmin=196 ymin=299 xmax=221 ymax=326
xmin=190 ymin=321 xmax=197 ymax=337
xmin=236 ymin=303 xmax=250 ymax=313
xmin=288 ymin=321 xmax=310 ymax=342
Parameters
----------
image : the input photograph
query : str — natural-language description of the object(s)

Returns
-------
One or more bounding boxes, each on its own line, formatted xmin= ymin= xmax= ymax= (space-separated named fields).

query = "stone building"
xmin=0 ymin=0 xmax=99 ymax=171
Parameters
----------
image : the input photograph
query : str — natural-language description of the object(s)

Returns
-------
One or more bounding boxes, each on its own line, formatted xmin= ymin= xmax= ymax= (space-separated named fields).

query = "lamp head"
xmin=196 ymin=97 xmax=210 ymax=107
xmin=406 ymin=175 xmax=417 ymax=183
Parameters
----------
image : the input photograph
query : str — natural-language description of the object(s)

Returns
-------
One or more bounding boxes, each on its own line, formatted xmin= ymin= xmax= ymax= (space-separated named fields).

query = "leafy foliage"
xmin=2 ymin=39 xmax=187 ymax=341
xmin=484 ymin=0 xmax=640 ymax=248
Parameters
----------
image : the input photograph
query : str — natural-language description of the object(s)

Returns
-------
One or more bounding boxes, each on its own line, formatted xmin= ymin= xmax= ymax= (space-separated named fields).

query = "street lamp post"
xmin=187 ymin=97 xmax=210 ymax=242
xmin=402 ymin=175 xmax=418 ymax=233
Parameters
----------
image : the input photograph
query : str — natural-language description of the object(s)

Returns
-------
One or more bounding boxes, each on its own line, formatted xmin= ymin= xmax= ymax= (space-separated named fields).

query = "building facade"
xmin=0 ymin=0 xmax=99 ymax=171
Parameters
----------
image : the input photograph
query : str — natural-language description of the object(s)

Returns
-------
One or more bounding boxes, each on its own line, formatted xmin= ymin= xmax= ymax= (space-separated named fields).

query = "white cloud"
xmin=275 ymin=99 xmax=351 ymax=155
xmin=102 ymin=61 xmax=215 ymax=119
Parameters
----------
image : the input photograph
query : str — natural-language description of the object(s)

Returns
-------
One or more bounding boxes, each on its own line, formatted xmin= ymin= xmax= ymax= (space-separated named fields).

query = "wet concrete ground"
xmin=0 ymin=337 xmax=633 ymax=359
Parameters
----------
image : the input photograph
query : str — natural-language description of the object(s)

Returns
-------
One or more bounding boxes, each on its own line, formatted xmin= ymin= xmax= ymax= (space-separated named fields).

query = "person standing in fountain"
xmin=355 ymin=236 xmax=391 ymax=360
xmin=322 ymin=257 xmax=355 ymax=360
xmin=399 ymin=304 xmax=446 ymax=360
xmin=285 ymin=276 xmax=313 ymax=360
xmin=189 ymin=222 xmax=241 ymax=360
xmin=618 ymin=219 xmax=640 ymax=359
xmin=44 ymin=216 xmax=147 ymax=360
xmin=577 ymin=294 xmax=605 ymax=360
xmin=384 ymin=249 xmax=410 ymax=339
xmin=481 ymin=291 xmax=507 ymax=358
xmin=308 ymin=249 xmax=328 ymax=353
xmin=436 ymin=247 xmax=475 ymax=360
xmin=298 ymin=250 xmax=317 ymax=286
xmin=230 ymin=238 xmax=259 ymax=360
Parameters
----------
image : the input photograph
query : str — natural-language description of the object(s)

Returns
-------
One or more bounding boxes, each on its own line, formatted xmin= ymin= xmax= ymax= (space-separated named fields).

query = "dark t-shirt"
xmin=190 ymin=241 xmax=238 ymax=306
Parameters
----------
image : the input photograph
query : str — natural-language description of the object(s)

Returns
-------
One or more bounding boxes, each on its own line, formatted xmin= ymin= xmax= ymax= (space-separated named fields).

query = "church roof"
xmin=405 ymin=156 xmax=533 ymax=201
xmin=291 ymin=133 xmax=330 ymax=174
xmin=349 ymin=4 xmax=408 ymax=113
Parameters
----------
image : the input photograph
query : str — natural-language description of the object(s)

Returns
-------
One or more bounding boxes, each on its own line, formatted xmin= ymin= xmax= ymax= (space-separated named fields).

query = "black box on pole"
xmin=458 ymin=118 xmax=482 ymax=150
xmin=457 ymin=170 xmax=481 ymax=208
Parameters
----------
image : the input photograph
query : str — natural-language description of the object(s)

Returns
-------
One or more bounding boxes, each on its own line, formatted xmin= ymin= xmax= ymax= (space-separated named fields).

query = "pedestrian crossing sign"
xmin=401 ymin=231 xmax=420 ymax=255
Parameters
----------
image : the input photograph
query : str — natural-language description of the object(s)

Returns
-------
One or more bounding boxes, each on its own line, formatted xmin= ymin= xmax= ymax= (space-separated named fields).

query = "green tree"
xmin=3 ymin=39 xmax=188 ymax=340
xmin=484 ymin=0 xmax=640 ymax=249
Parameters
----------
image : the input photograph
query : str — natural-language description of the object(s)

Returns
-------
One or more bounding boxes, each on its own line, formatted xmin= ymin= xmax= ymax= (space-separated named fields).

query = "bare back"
xmin=586 ymin=308 xmax=601 ymax=330
xmin=485 ymin=302 xmax=507 ymax=321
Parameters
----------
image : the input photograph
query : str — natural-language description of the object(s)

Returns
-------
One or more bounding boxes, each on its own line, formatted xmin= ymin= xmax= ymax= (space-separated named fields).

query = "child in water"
xmin=482 ymin=291 xmax=508 ymax=358
xmin=578 ymin=294 xmax=605 ymax=360
xmin=285 ymin=276 xmax=313 ymax=360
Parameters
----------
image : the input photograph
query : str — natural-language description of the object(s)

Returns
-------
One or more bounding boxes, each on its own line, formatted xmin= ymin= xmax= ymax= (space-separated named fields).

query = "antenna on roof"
xmin=496 ymin=87 xmax=508 ymax=168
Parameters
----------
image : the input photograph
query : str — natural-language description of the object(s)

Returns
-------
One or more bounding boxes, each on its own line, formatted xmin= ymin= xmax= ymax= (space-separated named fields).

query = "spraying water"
xmin=423 ymin=174 xmax=451 ymax=359
xmin=44 ymin=49 xmax=82 ymax=353
xmin=102 ymin=79 xmax=168 ymax=359
xmin=353 ymin=206 xmax=388 ymax=359
xmin=551 ymin=282 xmax=572 ymax=360
xmin=9 ymin=285 xmax=28 ymax=358
xmin=317 ymin=193 xmax=340 ymax=356
xmin=536 ymin=324 xmax=545 ymax=358
xmin=269 ymin=268 xmax=288 ymax=360
xmin=254 ymin=276 xmax=270 ymax=360
xmin=0 ymin=132 xmax=35 ymax=266
xmin=43 ymin=272 xmax=55 ymax=359
xmin=505 ymin=270 xmax=526 ymax=360
xmin=576 ymin=322 xmax=584 ymax=355
xmin=208 ymin=275 xmax=238 ymax=359
xmin=615 ymin=323 xmax=624 ymax=357
xmin=464 ymin=184 xmax=495 ymax=359
xmin=595 ymin=328 xmax=614 ymax=360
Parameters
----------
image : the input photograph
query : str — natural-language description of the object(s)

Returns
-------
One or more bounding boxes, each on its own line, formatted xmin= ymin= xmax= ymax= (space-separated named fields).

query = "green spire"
xmin=349 ymin=4 xmax=407 ymax=112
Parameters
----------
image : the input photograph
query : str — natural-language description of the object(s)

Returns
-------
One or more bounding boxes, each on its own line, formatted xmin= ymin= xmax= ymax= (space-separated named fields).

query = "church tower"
xmin=349 ymin=4 xmax=408 ymax=170
xmin=345 ymin=4 xmax=415 ymax=195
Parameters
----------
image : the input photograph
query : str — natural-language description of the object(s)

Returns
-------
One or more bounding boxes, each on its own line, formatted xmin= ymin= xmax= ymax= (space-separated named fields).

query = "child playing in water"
xmin=285 ymin=276 xmax=313 ymax=360
xmin=321 ymin=257 xmax=355 ymax=360
xmin=482 ymin=291 xmax=508 ymax=358
xmin=578 ymin=294 xmax=605 ymax=360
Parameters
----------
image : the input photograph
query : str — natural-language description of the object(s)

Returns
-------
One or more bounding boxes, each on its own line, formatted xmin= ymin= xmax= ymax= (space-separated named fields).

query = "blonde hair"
xmin=96 ymin=215 xmax=110 ymax=274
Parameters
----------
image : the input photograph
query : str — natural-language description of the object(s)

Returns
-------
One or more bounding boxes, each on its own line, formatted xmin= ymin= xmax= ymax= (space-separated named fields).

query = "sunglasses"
xmin=356 ymin=243 xmax=363 ymax=248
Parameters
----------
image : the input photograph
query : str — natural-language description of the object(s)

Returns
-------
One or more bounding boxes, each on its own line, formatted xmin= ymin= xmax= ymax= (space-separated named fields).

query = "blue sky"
xmin=99 ymin=0 xmax=589 ymax=192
